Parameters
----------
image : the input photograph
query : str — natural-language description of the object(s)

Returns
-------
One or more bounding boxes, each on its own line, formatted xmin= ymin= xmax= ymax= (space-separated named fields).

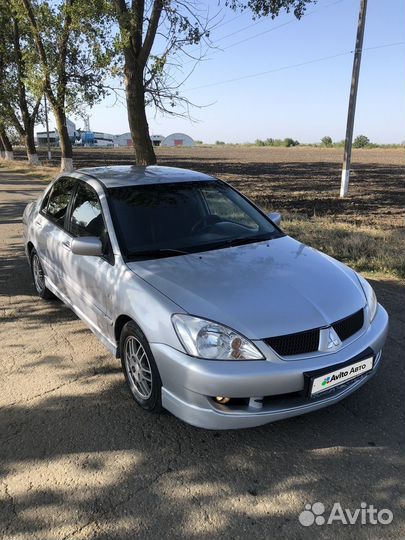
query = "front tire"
xmin=30 ymin=249 xmax=54 ymax=299
xmin=120 ymin=321 xmax=162 ymax=412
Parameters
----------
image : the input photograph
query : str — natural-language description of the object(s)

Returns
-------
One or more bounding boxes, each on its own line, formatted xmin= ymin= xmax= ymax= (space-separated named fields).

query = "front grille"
xmin=332 ymin=309 xmax=364 ymax=341
xmin=266 ymin=328 xmax=320 ymax=356
xmin=265 ymin=308 xmax=365 ymax=357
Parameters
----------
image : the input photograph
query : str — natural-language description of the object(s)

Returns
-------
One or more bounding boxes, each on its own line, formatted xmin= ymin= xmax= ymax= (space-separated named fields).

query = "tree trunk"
xmin=125 ymin=63 xmax=156 ymax=166
xmin=0 ymin=128 xmax=14 ymax=160
xmin=54 ymin=107 xmax=73 ymax=171
xmin=25 ymin=124 xmax=39 ymax=165
xmin=0 ymin=137 xmax=4 ymax=159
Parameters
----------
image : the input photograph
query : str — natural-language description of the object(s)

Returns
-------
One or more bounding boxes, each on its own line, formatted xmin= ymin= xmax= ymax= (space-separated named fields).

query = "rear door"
xmin=35 ymin=177 xmax=76 ymax=292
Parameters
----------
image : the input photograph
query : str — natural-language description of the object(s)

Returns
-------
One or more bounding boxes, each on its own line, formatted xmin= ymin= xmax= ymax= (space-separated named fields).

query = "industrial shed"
xmin=161 ymin=133 xmax=195 ymax=147
xmin=151 ymin=134 xmax=164 ymax=146
xmin=113 ymin=132 xmax=132 ymax=147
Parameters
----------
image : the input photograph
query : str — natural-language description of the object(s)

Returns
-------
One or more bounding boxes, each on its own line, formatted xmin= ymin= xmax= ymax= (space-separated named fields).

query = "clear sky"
xmin=42 ymin=0 xmax=405 ymax=144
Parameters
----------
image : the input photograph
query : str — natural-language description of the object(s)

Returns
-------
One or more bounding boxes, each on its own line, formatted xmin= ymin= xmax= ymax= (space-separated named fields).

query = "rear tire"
xmin=30 ymin=249 xmax=54 ymax=300
xmin=120 ymin=321 xmax=162 ymax=412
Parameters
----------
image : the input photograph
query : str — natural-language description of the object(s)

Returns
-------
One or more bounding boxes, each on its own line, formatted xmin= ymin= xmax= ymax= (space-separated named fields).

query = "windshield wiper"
xmin=127 ymin=248 xmax=189 ymax=260
xmin=214 ymin=234 xmax=276 ymax=249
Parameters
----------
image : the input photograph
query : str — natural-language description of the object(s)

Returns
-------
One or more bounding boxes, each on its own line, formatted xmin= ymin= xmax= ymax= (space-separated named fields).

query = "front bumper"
xmin=151 ymin=305 xmax=389 ymax=429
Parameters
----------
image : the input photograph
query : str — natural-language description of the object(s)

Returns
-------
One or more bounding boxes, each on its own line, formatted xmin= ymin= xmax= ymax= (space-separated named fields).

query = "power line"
xmin=213 ymin=14 xmax=267 ymax=43
xmin=182 ymin=0 xmax=343 ymax=68
xmin=187 ymin=41 xmax=405 ymax=91
xmin=214 ymin=0 xmax=345 ymax=50
xmin=213 ymin=12 xmax=246 ymax=31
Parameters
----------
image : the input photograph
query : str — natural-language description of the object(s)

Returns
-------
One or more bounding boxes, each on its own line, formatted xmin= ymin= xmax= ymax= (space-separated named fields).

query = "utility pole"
xmin=44 ymin=94 xmax=52 ymax=161
xmin=340 ymin=0 xmax=368 ymax=198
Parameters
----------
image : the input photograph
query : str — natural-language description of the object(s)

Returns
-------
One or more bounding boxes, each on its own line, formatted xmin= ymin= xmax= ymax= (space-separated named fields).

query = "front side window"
xmin=69 ymin=183 xmax=105 ymax=238
xmin=68 ymin=182 xmax=113 ymax=262
xmin=45 ymin=177 xmax=76 ymax=226
xmin=108 ymin=180 xmax=282 ymax=259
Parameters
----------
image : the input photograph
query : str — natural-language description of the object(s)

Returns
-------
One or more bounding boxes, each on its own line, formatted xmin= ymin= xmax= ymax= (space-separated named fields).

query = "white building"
xmin=66 ymin=118 xmax=76 ymax=137
xmin=36 ymin=130 xmax=58 ymax=146
xmin=112 ymin=133 xmax=165 ymax=147
xmin=113 ymin=132 xmax=132 ymax=147
xmin=161 ymin=133 xmax=195 ymax=147
xmin=37 ymin=125 xmax=195 ymax=149
xmin=36 ymin=118 xmax=77 ymax=146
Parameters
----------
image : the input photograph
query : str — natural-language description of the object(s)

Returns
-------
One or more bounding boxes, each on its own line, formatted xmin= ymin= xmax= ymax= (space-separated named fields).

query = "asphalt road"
xmin=0 ymin=166 xmax=404 ymax=540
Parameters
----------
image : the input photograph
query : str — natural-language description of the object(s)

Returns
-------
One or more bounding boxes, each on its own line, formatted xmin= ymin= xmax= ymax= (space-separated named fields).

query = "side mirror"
xmin=70 ymin=236 xmax=103 ymax=257
xmin=268 ymin=212 xmax=282 ymax=227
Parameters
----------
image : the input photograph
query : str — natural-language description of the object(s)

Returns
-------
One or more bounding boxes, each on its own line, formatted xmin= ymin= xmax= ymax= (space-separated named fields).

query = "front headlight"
xmin=172 ymin=314 xmax=264 ymax=360
xmin=357 ymin=274 xmax=378 ymax=323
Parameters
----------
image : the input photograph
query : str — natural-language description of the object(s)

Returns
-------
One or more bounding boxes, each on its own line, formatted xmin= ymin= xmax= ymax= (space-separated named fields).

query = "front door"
xmin=62 ymin=181 xmax=115 ymax=335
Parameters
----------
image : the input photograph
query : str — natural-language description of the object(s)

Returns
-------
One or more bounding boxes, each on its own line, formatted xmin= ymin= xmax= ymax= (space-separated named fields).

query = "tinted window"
xmin=46 ymin=177 xmax=76 ymax=226
xmin=69 ymin=183 xmax=105 ymax=238
xmin=40 ymin=191 xmax=51 ymax=213
xmin=108 ymin=181 xmax=281 ymax=259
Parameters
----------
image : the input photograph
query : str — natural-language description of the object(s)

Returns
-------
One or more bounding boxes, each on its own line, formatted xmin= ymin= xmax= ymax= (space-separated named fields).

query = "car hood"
xmin=127 ymin=236 xmax=366 ymax=339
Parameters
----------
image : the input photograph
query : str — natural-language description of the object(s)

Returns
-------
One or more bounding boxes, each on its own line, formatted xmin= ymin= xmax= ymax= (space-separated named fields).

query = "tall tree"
xmin=0 ymin=2 xmax=42 ymax=164
xmin=14 ymin=0 xmax=112 ymax=171
xmin=112 ymin=0 xmax=315 ymax=165
xmin=112 ymin=0 xmax=214 ymax=165
xmin=0 ymin=125 xmax=14 ymax=160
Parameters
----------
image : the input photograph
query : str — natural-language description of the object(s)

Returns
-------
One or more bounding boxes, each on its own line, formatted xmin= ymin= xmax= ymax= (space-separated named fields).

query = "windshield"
xmin=108 ymin=180 xmax=282 ymax=259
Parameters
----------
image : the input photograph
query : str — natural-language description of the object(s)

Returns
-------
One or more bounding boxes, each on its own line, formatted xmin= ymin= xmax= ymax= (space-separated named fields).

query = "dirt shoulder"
xmin=0 ymin=165 xmax=404 ymax=540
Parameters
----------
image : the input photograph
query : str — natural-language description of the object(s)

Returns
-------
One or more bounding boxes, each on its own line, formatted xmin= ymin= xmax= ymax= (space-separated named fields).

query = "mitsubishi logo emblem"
xmin=327 ymin=327 xmax=341 ymax=350
xmin=319 ymin=326 xmax=342 ymax=352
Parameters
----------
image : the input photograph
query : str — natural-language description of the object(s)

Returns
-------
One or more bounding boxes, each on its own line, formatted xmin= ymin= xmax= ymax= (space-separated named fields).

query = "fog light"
xmin=215 ymin=396 xmax=230 ymax=404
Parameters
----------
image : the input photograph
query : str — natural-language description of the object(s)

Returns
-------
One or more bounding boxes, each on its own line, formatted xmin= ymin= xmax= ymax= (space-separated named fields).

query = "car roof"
xmin=74 ymin=165 xmax=216 ymax=188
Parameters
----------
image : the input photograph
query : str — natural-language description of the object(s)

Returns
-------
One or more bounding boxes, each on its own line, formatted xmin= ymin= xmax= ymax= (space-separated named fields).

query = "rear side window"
xmin=45 ymin=177 xmax=76 ymax=226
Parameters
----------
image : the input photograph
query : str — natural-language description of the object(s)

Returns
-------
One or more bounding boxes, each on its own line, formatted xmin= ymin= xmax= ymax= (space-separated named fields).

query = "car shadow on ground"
xmin=1 ymin=359 xmax=404 ymax=539
xmin=0 ymin=243 xmax=78 ymax=329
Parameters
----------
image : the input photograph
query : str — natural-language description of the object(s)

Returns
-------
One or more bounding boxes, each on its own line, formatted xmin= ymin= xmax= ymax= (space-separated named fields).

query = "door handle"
xmin=35 ymin=220 xmax=43 ymax=227
xmin=62 ymin=241 xmax=71 ymax=251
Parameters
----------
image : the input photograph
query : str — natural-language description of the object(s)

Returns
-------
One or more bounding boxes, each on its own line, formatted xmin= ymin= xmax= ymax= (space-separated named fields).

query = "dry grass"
xmin=283 ymin=214 xmax=405 ymax=279
xmin=0 ymin=160 xmax=56 ymax=182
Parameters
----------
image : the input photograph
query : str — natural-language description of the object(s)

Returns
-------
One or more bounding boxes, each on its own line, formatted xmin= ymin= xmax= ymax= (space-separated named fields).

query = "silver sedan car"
xmin=23 ymin=166 xmax=389 ymax=429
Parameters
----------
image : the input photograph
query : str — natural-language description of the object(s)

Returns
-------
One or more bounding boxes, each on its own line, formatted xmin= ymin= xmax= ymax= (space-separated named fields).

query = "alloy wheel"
xmin=124 ymin=336 xmax=153 ymax=400
xmin=32 ymin=254 xmax=45 ymax=293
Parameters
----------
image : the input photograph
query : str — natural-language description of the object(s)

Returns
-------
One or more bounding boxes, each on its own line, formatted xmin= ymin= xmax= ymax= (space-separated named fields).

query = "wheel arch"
xmin=27 ymin=241 xmax=35 ymax=256
xmin=114 ymin=314 xmax=133 ymax=358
